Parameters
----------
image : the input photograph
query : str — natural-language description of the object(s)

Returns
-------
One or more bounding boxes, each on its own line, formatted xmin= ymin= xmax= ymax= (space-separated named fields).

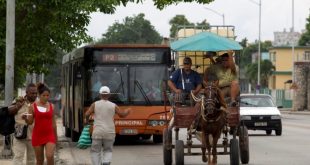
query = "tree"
xmin=260 ymin=59 xmax=275 ymax=87
xmin=299 ymin=13 xmax=310 ymax=46
xmin=240 ymin=40 xmax=272 ymax=70
xmin=245 ymin=59 xmax=275 ymax=88
xmin=0 ymin=0 xmax=215 ymax=89
xmin=44 ymin=50 xmax=65 ymax=95
xmin=239 ymin=38 xmax=248 ymax=48
xmin=98 ymin=13 xmax=162 ymax=44
xmin=169 ymin=15 xmax=210 ymax=38
xmin=169 ymin=15 xmax=194 ymax=38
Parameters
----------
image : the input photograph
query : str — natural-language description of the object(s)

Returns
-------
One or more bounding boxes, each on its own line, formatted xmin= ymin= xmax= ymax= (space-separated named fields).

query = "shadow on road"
xmin=114 ymin=135 xmax=162 ymax=146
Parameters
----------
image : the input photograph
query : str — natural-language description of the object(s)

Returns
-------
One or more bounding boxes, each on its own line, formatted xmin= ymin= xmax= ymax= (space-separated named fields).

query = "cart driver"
xmin=204 ymin=51 xmax=240 ymax=107
xmin=168 ymin=57 xmax=202 ymax=107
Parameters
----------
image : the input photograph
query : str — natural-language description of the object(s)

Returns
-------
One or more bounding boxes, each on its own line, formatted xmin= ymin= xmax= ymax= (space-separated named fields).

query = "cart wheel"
xmin=239 ymin=126 xmax=249 ymax=164
xmin=163 ymin=128 xmax=172 ymax=165
xmin=230 ymin=138 xmax=240 ymax=165
xmin=175 ymin=140 xmax=184 ymax=165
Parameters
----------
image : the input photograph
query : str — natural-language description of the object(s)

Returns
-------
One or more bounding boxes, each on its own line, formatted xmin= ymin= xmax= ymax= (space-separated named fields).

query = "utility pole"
xmin=5 ymin=0 xmax=15 ymax=106
xmin=2 ymin=0 xmax=15 ymax=158
xmin=248 ymin=0 xmax=261 ymax=93
xmin=291 ymin=0 xmax=295 ymax=82
xmin=258 ymin=0 xmax=261 ymax=93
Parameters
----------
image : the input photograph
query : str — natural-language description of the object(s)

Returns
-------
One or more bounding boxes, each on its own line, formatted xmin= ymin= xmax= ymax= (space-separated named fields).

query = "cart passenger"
xmin=204 ymin=51 xmax=240 ymax=106
xmin=168 ymin=57 xmax=202 ymax=107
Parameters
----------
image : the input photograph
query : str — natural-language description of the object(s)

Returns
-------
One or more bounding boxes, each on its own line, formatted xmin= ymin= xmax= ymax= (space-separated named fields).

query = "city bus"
xmin=61 ymin=44 xmax=172 ymax=142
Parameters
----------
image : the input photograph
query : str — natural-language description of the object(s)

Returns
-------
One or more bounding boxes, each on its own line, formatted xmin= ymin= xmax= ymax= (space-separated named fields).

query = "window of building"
xmin=304 ymin=51 xmax=310 ymax=61
xmin=269 ymin=52 xmax=276 ymax=62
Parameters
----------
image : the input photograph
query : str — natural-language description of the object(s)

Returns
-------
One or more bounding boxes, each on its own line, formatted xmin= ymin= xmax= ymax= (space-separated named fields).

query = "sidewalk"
xmin=0 ymin=135 xmax=14 ymax=165
xmin=0 ymin=117 xmax=72 ymax=165
xmin=279 ymin=108 xmax=310 ymax=115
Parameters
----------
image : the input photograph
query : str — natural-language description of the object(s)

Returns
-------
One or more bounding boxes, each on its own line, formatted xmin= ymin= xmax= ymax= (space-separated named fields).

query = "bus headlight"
xmin=158 ymin=120 xmax=165 ymax=126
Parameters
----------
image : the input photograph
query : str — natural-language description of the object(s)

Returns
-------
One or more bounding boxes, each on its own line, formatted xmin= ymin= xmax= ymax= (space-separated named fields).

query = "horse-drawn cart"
xmin=163 ymin=102 xmax=249 ymax=165
xmin=163 ymin=30 xmax=249 ymax=165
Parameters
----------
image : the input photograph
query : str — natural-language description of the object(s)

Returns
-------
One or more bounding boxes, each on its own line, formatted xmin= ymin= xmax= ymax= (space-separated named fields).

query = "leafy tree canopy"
xmin=299 ymin=13 xmax=310 ymax=46
xmin=245 ymin=59 xmax=275 ymax=89
xmin=169 ymin=15 xmax=210 ymax=38
xmin=240 ymin=40 xmax=272 ymax=70
xmin=0 ymin=0 xmax=214 ymax=89
xmin=169 ymin=15 xmax=194 ymax=38
xmin=98 ymin=13 xmax=162 ymax=44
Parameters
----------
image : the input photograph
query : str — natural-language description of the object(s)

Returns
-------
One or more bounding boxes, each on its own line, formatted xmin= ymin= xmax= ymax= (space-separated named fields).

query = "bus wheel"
xmin=153 ymin=134 xmax=163 ymax=143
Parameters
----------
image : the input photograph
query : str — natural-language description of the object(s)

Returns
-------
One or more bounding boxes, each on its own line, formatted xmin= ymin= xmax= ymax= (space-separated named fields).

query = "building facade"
xmin=273 ymin=29 xmax=301 ymax=47
xmin=268 ymin=46 xmax=310 ymax=89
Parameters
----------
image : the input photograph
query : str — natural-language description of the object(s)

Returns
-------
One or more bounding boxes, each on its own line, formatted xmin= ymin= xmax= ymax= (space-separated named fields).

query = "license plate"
xmin=120 ymin=129 xmax=138 ymax=135
xmin=254 ymin=122 xmax=267 ymax=126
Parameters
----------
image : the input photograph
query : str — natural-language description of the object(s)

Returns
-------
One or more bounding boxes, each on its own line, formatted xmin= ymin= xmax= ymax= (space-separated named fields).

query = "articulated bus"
xmin=61 ymin=44 xmax=172 ymax=142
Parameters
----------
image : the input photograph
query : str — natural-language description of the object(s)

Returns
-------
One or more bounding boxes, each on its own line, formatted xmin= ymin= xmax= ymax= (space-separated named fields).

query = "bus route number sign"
xmin=99 ymin=52 xmax=157 ymax=63
xmin=103 ymin=54 xmax=118 ymax=62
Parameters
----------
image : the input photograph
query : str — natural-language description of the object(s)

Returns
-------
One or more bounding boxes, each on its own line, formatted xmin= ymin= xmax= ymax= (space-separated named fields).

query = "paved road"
xmin=1 ymin=110 xmax=310 ymax=165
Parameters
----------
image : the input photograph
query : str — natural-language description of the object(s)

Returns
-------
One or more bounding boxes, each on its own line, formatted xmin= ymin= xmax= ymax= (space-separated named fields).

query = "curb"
xmin=280 ymin=109 xmax=310 ymax=115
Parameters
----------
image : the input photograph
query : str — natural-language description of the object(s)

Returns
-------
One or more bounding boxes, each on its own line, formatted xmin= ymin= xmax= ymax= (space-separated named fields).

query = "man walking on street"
xmin=8 ymin=83 xmax=37 ymax=165
xmin=85 ymin=86 xmax=130 ymax=165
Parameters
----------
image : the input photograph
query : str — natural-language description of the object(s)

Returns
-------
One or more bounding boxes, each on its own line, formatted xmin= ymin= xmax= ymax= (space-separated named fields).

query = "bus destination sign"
xmin=95 ymin=51 xmax=158 ymax=63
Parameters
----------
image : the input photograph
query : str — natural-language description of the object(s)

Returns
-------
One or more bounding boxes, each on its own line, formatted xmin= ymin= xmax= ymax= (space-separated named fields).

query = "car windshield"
xmin=240 ymin=96 xmax=275 ymax=107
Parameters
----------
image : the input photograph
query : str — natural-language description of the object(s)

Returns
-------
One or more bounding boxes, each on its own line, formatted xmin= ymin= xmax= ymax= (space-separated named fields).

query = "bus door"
xmin=72 ymin=62 xmax=84 ymax=135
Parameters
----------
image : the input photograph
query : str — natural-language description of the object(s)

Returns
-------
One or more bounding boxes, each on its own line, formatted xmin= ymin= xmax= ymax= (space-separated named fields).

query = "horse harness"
xmin=191 ymin=83 xmax=224 ymax=123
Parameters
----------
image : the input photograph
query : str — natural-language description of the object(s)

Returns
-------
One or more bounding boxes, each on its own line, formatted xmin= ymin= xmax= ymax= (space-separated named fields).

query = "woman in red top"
xmin=24 ymin=83 xmax=57 ymax=165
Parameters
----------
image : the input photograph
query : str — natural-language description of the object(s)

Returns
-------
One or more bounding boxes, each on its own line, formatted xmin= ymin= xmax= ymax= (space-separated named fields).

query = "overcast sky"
xmin=87 ymin=0 xmax=310 ymax=43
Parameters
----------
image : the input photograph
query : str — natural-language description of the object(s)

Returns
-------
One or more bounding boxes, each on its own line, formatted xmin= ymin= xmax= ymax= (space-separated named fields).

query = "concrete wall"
xmin=293 ymin=62 xmax=310 ymax=111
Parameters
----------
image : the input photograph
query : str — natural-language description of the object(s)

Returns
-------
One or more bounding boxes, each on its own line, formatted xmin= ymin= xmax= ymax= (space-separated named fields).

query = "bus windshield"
xmin=88 ymin=65 xmax=167 ymax=105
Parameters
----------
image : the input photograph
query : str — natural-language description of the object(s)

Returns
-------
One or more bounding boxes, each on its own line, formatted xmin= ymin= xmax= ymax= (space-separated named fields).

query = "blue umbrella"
xmin=171 ymin=31 xmax=242 ymax=52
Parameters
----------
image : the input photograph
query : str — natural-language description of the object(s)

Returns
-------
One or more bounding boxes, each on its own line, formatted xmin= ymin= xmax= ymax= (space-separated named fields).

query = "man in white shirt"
xmin=85 ymin=86 xmax=130 ymax=165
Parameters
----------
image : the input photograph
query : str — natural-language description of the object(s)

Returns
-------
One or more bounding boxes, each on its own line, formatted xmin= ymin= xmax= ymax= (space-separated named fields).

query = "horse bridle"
xmin=191 ymin=83 xmax=220 ymax=122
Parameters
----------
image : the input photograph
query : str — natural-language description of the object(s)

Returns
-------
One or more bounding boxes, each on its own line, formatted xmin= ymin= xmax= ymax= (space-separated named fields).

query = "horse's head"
xmin=201 ymin=82 xmax=221 ymax=117
xmin=191 ymin=80 xmax=223 ymax=121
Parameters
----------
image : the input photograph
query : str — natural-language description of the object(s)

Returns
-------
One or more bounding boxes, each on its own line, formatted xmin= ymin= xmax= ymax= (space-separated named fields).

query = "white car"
xmin=240 ymin=94 xmax=282 ymax=136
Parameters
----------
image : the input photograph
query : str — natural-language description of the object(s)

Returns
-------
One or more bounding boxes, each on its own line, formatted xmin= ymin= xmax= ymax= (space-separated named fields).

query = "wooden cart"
xmin=163 ymin=104 xmax=249 ymax=165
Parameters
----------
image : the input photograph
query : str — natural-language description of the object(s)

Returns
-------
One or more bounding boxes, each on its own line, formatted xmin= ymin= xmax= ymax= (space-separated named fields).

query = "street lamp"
xmin=291 ymin=0 xmax=295 ymax=82
xmin=248 ymin=0 xmax=261 ymax=93
xmin=204 ymin=7 xmax=225 ymax=25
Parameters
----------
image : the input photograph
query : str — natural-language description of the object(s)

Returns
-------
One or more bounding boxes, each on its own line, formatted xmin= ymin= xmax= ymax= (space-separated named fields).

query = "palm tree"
xmin=245 ymin=59 xmax=275 ymax=89
xmin=260 ymin=60 xmax=275 ymax=87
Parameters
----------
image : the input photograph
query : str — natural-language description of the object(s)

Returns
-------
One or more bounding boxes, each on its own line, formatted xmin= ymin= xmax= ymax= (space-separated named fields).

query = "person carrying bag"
xmin=77 ymin=124 xmax=92 ymax=149
xmin=14 ymin=125 xmax=28 ymax=139
xmin=8 ymin=83 xmax=38 ymax=165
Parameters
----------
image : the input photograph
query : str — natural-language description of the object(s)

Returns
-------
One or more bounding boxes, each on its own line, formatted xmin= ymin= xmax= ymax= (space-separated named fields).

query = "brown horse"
xmin=192 ymin=82 xmax=227 ymax=165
